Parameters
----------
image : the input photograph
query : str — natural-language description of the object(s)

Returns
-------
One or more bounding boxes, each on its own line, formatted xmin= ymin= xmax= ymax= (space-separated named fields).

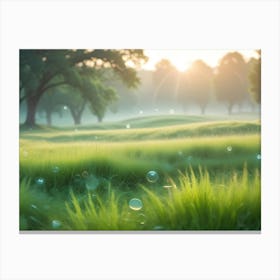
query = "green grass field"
xmin=19 ymin=114 xmax=261 ymax=231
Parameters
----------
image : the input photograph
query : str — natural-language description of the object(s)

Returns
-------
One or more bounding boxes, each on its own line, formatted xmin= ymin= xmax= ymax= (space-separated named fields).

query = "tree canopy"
xmin=248 ymin=50 xmax=261 ymax=104
xmin=20 ymin=49 xmax=147 ymax=127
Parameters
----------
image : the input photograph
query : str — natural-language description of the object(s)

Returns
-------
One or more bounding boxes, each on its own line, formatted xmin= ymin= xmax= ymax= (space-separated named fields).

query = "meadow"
xmin=19 ymin=114 xmax=261 ymax=231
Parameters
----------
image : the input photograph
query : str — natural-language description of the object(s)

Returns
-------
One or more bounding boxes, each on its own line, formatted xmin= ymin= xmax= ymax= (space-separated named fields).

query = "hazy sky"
xmin=143 ymin=49 xmax=259 ymax=71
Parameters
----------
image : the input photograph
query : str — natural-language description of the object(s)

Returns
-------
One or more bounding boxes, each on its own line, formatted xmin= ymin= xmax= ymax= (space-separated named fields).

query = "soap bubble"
xmin=139 ymin=110 xmax=143 ymax=115
xmin=52 ymin=166 xmax=60 ymax=173
xmin=52 ymin=220 xmax=61 ymax=229
xmin=129 ymin=198 xmax=143 ymax=211
xmin=35 ymin=177 xmax=45 ymax=186
xmin=126 ymin=124 xmax=130 ymax=129
xmin=146 ymin=170 xmax=159 ymax=183
xmin=227 ymin=146 xmax=232 ymax=152
xmin=82 ymin=170 xmax=89 ymax=178
xmin=85 ymin=175 xmax=99 ymax=191
xmin=63 ymin=106 xmax=68 ymax=110
xmin=256 ymin=154 xmax=261 ymax=160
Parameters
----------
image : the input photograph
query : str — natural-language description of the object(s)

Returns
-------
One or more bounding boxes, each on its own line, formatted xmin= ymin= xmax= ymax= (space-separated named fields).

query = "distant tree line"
xmin=20 ymin=50 xmax=261 ymax=127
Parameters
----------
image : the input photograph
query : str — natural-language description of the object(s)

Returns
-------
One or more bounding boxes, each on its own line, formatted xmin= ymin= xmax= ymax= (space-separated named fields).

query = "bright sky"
xmin=142 ymin=49 xmax=259 ymax=72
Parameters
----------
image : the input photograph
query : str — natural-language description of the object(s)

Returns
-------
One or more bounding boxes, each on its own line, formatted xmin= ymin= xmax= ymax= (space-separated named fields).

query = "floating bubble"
xmin=256 ymin=154 xmax=261 ymax=160
xmin=85 ymin=174 xmax=99 ymax=191
xmin=63 ymin=105 xmax=68 ymax=110
xmin=35 ymin=177 xmax=45 ymax=186
xmin=129 ymin=198 xmax=143 ymax=211
xmin=82 ymin=170 xmax=89 ymax=178
xmin=52 ymin=166 xmax=60 ymax=173
xmin=146 ymin=170 xmax=159 ymax=183
xmin=52 ymin=220 xmax=61 ymax=229
xmin=226 ymin=146 xmax=232 ymax=152
xmin=139 ymin=110 xmax=143 ymax=115
xmin=169 ymin=109 xmax=175 ymax=114
xmin=126 ymin=124 xmax=130 ymax=129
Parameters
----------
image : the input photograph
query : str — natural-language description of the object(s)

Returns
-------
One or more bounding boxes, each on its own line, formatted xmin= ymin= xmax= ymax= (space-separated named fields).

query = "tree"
xmin=248 ymin=50 xmax=261 ymax=104
xmin=214 ymin=52 xmax=248 ymax=114
xmin=20 ymin=49 xmax=147 ymax=127
xmin=153 ymin=59 xmax=179 ymax=107
xmin=182 ymin=60 xmax=213 ymax=114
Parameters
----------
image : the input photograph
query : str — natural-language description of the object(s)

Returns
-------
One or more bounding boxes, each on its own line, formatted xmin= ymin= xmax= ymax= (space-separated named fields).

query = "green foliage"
xmin=214 ymin=52 xmax=249 ymax=114
xmin=178 ymin=60 xmax=213 ymax=114
xmin=248 ymin=51 xmax=261 ymax=104
xmin=20 ymin=49 xmax=147 ymax=126
xmin=20 ymin=168 xmax=261 ymax=230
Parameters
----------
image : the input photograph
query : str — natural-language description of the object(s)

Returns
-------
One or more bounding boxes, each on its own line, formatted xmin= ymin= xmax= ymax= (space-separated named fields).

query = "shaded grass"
xmin=20 ymin=167 xmax=261 ymax=231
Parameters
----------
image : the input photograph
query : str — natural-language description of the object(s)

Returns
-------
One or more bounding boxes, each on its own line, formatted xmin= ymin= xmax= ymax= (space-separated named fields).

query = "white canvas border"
xmin=0 ymin=1 xmax=279 ymax=280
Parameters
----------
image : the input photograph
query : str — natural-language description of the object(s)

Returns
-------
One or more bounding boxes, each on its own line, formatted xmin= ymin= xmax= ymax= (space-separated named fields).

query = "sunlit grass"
xmin=20 ymin=167 xmax=261 ymax=231
xmin=19 ymin=116 xmax=261 ymax=231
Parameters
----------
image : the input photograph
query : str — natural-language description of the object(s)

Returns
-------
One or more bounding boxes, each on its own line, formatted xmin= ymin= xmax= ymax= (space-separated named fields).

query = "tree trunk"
xmin=201 ymin=105 xmax=206 ymax=115
xmin=97 ymin=116 xmax=103 ymax=123
xmin=24 ymin=94 xmax=41 ymax=127
xmin=228 ymin=103 xmax=233 ymax=115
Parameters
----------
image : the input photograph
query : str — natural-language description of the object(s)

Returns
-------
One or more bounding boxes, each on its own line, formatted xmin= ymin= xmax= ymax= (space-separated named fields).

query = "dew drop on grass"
xmin=85 ymin=174 xmax=99 ymax=191
xmin=129 ymin=198 xmax=143 ymax=211
xmin=227 ymin=146 xmax=233 ymax=152
xmin=146 ymin=170 xmax=159 ymax=183
xmin=82 ymin=170 xmax=89 ymax=178
xmin=126 ymin=124 xmax=130 ymax=129
xmin=52 ymin=220 xmax=61 ymax=229
xmin=256 ymin=154 xmax=261 ymax=160
xmin=52 ymin=166 xmax=60 ymax=173
xmin=35 ymin=177 xmax=45 ymax=186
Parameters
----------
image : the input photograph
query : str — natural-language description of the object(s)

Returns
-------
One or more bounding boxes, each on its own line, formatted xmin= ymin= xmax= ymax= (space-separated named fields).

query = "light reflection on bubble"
xmin=52 ymin=220 xmax=61 ymax=229
xmin=82 ymin=170 xmax=89 ymax=178
xmin=35 ymin=177 xmax=45 ymax=186
xmin=146 ymin=170 xmax=159 ymax=183
xmin=227 ymin=146 xmax=232 ymax=152
xmin=256 ymin=154 xmax=261 ymax=160
xmin=129 ymin=198 xmax=143 ymax=211
xmin=126 ymin=124 xmax=130 ymax=129
xmin=52 ymin=166 xmax=60 ymax=173
xmin=85 ymin=175 xmax=99 ymax=191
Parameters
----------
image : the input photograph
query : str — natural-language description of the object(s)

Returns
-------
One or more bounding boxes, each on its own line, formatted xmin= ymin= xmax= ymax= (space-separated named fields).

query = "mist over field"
xmin=19 ymin=49 xmax=261 ymax=231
